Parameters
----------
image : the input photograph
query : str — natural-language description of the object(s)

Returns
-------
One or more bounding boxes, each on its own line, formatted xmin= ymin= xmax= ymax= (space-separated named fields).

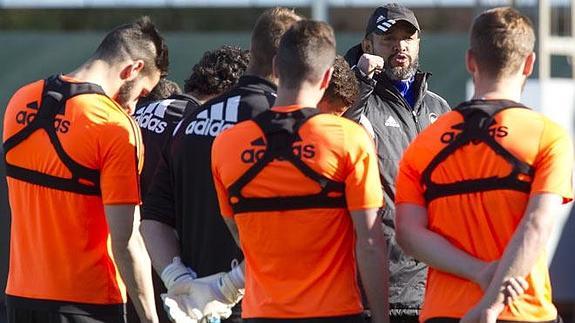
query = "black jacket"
xmin=141 ymin=76 xmax=276 ymax=321
xmin=134 ymin=93 xmax=202 ymax=198
xmin=141 ymin=75 xmax=276 ymax=277
xmin=344 ymin=44 xmax=451 ymax=315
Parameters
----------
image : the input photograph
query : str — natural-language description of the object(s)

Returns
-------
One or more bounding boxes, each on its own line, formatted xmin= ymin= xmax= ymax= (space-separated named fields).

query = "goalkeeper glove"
xmin=161 ymin=257 xmax=197 ymax=290
xmin=161 ymin=293 xmax=201 ymax=323
xmin=166 ymin=265 xmax=244 ymax=321
xmin=195 ymin=265 xmax=244 ymax=305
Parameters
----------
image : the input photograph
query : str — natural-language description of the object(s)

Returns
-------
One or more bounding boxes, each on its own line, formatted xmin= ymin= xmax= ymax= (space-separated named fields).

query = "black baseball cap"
xmin=365 ymin=3 xmax=420 ymax=36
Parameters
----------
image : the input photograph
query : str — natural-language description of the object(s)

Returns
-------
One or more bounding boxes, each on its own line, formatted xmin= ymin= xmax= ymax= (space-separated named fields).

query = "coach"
xmin=343 ymin=3 xmax=451 ymax=322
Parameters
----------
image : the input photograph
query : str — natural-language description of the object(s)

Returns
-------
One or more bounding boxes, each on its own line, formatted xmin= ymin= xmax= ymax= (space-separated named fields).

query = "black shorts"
xmin=426 ymin=317 xmax=562 ymax=323
xmin=243 ymin=313 xmax=366 ymax=323
xmin=390 ymin=314 xmax=419 ymax=323
xmin=6 ymin=295 xmax=125 ymax=323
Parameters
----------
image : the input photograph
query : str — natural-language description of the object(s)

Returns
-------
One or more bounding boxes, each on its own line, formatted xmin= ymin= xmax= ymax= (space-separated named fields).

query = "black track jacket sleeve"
xmin=343 ymin=67 xmax=377 ymax=123
xmin=141 ymin=136 xmax=176 ymax=227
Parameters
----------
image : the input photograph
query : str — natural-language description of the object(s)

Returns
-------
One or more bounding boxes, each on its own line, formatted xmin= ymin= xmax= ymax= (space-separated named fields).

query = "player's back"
xmin=212 ymin=105 xmax=383 ymax=318
xmin=396 ymin=99 xmax=573 ymax=321
xmin=3 ymin=76 xmax=142 ymax=306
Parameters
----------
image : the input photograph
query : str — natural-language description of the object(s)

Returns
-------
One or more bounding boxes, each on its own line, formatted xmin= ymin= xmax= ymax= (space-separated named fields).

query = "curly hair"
xmin=184 ymin=45 xmax=250 ymax=96
xmin=321 ymin=55 xmax=359 ymax=114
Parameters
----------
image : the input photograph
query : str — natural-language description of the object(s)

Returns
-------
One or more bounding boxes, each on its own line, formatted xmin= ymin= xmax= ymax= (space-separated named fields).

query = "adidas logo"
xmin=240 ymin=136 xmax=316 ymax=163
xmin=376 ymin=19 xmax=396 ymax=33
xmin=134 ymin=99 xmax=174 ymax=134
xmin=241 ymin=137 xmax=266 ymax=163
xmin=185 ymin=95 xmax=240 ymax=137
xmin=384 ymin=115 xmax=401 ymax=128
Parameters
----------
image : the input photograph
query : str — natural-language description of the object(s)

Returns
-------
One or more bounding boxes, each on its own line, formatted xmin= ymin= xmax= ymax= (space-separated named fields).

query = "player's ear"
xmin=272 ymin=55 xmax=280 ymax=81
xmin=320 ymin=67 xmax=333 ymax=90
xmin=522 ymin=52 xmax=535 ymax=77
xmin=120 ymin=60 xmax=145 ymax=81
xmin=465 ymin=49 xmax=476 ymax=75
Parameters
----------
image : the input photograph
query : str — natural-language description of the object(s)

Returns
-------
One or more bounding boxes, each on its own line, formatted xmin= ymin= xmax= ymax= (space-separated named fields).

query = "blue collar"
xmin=392 ymin=76 xmax=416 ymax=108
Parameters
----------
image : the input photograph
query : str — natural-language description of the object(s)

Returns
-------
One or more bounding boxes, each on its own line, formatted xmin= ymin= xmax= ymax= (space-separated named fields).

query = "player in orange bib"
xmin=395 ymin=7 xmax=573 ymax=323
xmin=211 ymin=20 xmax=389 ymax=323
xmin=3 ymin=17 xmax=167 ymax=323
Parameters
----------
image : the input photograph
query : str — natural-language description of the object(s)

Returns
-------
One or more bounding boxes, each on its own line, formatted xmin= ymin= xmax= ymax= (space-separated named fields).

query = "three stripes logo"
xmin=134 ymin=99 xmax=174 ymax=134
xmin=376 ymin=17 xmax=396 ymax=33
xmin=185 ymin=95 xmax=240 ymax=137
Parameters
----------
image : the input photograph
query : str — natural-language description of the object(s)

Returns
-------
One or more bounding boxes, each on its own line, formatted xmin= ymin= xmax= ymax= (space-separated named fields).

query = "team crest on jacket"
xmin=429 ymin=113 xmax=438 ymax=123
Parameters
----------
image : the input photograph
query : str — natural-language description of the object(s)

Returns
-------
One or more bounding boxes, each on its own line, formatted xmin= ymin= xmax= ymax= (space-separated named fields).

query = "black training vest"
xmin=421 ymin=99 xmax=535 ymax=204
xmin=227 ymin=108 xmax=347 ymax=213
xmin=3 ymin=75 xmax=107 ymax=196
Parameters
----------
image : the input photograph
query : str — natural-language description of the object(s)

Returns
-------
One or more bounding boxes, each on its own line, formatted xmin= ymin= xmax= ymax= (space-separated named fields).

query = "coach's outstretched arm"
xmin=106 ymin=205 xmax=158 ymax=323
xmin=351 ymin=208 xmax=389 ymax=323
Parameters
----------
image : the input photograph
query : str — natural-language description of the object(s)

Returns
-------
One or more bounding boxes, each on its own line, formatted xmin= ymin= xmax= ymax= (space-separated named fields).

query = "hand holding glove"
xmin=194 ymin=264 xmax=245 ymax=305
xmin=161 ymin=293 xmax=201 ymax=323
xmin=161 ymin=257 xmax=198 ymax=290
xmin=160 ymin=259 xmax=244 ymax=322
xmin=160 ymin=257 xmax=199 ymax=322
xmin=167 ymin=265 xmax=244 ymax=321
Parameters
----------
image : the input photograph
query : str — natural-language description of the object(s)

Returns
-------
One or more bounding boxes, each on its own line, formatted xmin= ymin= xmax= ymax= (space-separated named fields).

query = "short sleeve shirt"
xmin=3 ymin=76 xmax=143 ymax=304
xmin=396 ymin=103 xmax=574 ymax=322
xmin=212 ymin=105 xmax=384 ymax=319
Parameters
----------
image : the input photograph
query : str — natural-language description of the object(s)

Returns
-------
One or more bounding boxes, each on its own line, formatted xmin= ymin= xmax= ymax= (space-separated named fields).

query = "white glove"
xmin=197 ymin=265 xmax=245 ymax=305
xmin=161 ymin=294 xmax=225 ymax=322
xmin=167 ymin=279 xmax=233 ymax=321
xmin=161 ymin=257 xmax=199 ymax=322
xmin=161 ymin=293 xmax=201 ymax=323
xmin=161 ymin=257 xmax=198 ymax=290
xmin=168 ymin=265 xmax=245 ymax=320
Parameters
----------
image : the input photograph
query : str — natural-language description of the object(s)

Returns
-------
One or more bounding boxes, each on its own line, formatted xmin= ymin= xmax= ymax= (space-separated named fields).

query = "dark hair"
xmin=93 ymin=16 xmax=169 ymax=76
xmin=137 ymin=78 xmax=181 ymax=105
xmin=276 ymin=20 xmax=336 ymax=89
xmin=470 ymin=7 xmax=534 ymax=79
xmin=184 ymin=45 xmax=250 ymax=96
xmin=250 ymin=7 xmax=302 ymax=76
xmin=321 ymin=55 xmax=359 ymax=113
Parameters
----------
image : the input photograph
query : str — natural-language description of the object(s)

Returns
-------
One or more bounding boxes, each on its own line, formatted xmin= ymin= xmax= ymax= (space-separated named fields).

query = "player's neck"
xmin=187 ymin=91 xmax=214 ymax=105
xmin=274 ymin=86 xmax=322 ymax=108
xmin=66 ymin=59 xmax=121 ymax=99
xmin=245 ymin=63 xmax=277 ymax=85
xmin=472 ymin=77 xmax=523 ymax=102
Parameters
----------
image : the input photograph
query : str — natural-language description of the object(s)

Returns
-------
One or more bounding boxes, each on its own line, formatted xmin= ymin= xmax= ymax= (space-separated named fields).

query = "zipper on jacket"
xmin=411 ymin=110 xmax=421 ymax=133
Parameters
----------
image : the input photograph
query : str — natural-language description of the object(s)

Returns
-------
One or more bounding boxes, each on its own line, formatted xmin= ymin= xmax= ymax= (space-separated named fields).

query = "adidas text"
xmin=135 ymin=113 xmax=167 ymax=134
xmin=185 ymin=119 xmax=234 ymax=137
xmin=134 ymin=99 xmax=173 ymax=134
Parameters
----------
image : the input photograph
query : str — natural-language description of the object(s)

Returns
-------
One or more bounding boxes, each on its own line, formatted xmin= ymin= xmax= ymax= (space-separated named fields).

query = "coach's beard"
xmin=385 ymin=54 xmax=419 ymax=81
